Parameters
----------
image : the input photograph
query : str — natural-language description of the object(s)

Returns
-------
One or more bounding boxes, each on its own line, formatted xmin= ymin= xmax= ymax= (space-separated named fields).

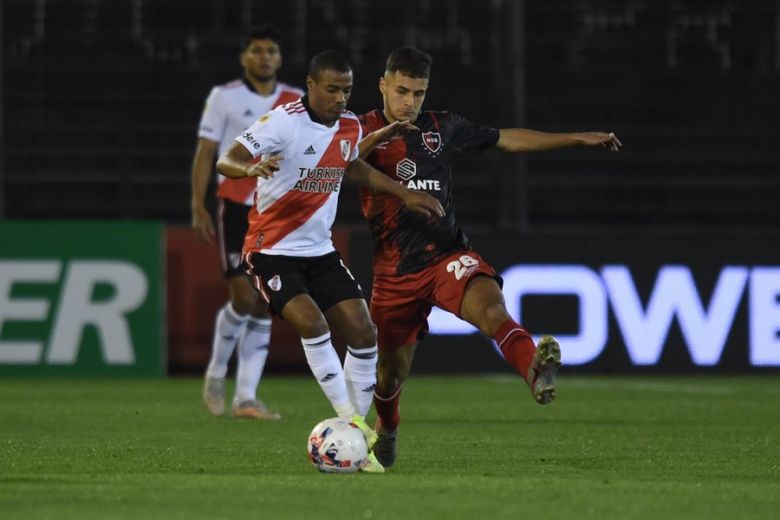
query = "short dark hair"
xmin=242 ymin=25 xmax=282 ymax=51
xmin=385 ymin=47 xmax=432 ymax=79
xmin=307 ymin=50 xmax=352 ymax=79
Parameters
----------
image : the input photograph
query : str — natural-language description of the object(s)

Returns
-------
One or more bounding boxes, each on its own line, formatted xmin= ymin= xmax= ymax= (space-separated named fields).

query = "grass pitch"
xmin=1 ymin=375 xmax=778 ymax=519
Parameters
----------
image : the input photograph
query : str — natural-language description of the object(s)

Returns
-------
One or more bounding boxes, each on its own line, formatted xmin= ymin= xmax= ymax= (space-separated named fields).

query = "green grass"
xmin=1 ymin=375 xmax=779 ymax=519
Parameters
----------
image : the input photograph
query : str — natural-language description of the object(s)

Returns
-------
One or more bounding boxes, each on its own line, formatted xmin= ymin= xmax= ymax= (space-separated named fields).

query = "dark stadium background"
xmin=2 ymin=0 xmax=779 ymax=375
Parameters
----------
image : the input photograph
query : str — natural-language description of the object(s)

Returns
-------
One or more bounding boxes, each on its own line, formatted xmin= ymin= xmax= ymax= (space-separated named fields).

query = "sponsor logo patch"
xmin=396 ymin=158 xmax=417 ymax=180
xmin=242 ymin=132 xmax=261 ymax=149
xmin=293 ymin=167 xmax=345 ymax=193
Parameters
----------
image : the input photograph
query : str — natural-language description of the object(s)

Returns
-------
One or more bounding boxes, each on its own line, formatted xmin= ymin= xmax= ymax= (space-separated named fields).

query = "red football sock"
xmin=373 ymin=386 xmax=402 ymax=432
xmin=494 ymin=319 xmax=536 ymax=381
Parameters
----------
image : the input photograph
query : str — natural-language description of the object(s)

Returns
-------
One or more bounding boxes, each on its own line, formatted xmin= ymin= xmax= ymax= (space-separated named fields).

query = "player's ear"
xmin=306 ymin=75 xmax=315 ymax=91
xmin=379 ymin=75 xmax=386 ymax=94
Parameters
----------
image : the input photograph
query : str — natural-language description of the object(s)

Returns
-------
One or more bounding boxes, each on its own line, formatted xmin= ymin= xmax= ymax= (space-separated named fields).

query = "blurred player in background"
xmin=190 ymin=25 xmax=303 ymax=419
xmin=217 ymin=50 xmax=443 ymax=472
xmin=359 ymin=47 xmax=622 ymax=467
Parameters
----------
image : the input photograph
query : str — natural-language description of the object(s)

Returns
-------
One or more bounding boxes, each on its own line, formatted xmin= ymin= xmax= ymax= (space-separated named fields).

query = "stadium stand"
xmin=2 ymin=0 xmax=778 ymax=229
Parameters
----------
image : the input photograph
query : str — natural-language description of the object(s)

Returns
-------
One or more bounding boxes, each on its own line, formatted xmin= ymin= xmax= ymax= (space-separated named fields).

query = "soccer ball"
xmin=307 ymin=417 xmax=368 ymax=473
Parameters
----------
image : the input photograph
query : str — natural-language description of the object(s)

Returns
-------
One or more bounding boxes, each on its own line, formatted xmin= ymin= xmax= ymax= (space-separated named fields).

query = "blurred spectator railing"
xmin=2 ymin=0 xmax=778 ymax=229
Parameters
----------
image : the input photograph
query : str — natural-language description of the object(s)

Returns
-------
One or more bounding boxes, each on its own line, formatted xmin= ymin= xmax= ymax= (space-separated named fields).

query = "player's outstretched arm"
xmin=495 ymin=128 xmax=622 ymax=153
xmin=217 ymin=142 xmax=283 ymax=179
xmin=345 ymin=159 xmax=445 ymax=219
xmin=358 ymin=120 xmax=418 ymax=158
xmin=190 ymin=137 xmax=219 ymax=244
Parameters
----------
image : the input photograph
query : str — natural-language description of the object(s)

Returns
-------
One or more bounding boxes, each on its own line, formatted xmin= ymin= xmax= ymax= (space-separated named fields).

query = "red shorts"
xmin=369 ymin=250 xmax=499 ymax=351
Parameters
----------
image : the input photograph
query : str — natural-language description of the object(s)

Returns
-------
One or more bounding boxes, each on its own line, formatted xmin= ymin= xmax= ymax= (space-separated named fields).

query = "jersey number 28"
xmin=446 ymin=255 xmax=479 ymax=280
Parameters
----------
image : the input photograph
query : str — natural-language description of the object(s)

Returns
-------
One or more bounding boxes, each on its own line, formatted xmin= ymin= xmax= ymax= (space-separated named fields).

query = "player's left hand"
xmin=579 ymin=132 xmax=622 ymax=151
xmin=402 ymin=190 xmax=445 ymax=220
xmin=371 ymin=120 xmax=419 ymax=145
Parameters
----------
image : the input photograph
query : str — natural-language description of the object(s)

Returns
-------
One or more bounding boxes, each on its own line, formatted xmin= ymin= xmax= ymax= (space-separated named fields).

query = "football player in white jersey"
xmin=190 ymin=26 xmax=303 ymax=420
xmin=217 ymin=51 xmax=444 ymax=472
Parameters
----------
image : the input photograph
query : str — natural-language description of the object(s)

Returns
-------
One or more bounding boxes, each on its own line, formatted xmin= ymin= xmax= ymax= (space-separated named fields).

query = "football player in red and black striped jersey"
xmin=359 ymin=47 xmax=621 ymax=468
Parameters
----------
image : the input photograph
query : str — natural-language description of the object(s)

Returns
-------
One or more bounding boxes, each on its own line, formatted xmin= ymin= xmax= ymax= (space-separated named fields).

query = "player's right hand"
xmin=402 ymin=190 xmax=445 ymax=220
xmin=246 ymin=154 xmax=283 ymax=179
xmin=191 ymin=205 xmax=216 ymax=244
xmin=579 ymin=132 xmax=622 ymax=151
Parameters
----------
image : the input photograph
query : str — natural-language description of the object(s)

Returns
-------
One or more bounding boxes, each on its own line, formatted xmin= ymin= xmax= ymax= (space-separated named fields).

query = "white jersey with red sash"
xmin=234 ymin=97 xmax=362 ymax=257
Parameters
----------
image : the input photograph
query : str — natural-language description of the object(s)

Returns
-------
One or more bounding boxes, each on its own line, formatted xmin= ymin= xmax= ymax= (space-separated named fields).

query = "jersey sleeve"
xmin=234 ymin=109 xmax=293 ymax=159
xmin=197 ymin=87 xmax=228 ymax=142
xmin=448 ymin=112 xmax=500 ymax=155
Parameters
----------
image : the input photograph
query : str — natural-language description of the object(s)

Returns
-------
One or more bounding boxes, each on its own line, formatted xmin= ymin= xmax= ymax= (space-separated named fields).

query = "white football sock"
xmin=344 ymin=345 xmax=378 ymax=416
xmin=206 ymin=303 xmax=247 ymax=379
xmin=302 ymin=332 xmax=355 ymax=418
xmin=234 ymin=317 xmax=272 ymax=403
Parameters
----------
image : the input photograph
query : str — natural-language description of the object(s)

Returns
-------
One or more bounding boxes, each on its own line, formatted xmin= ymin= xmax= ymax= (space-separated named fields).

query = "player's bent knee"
xmin=295 ymin=314 xmax=329 ymax=339
xmin=348 ymin=326 xmax=377 ymax=349
xmin=301 ymin=322 xmax=330 ymax=339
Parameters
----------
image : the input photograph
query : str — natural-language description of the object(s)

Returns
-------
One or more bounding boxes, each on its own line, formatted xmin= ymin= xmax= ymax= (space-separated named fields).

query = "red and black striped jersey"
xmin=359 ymin=109 xmax=500 ymax=276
